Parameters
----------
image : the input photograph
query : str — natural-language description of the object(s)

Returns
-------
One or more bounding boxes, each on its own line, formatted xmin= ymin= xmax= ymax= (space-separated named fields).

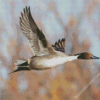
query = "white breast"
xmin=43 ymin=57 xmax=67 ymax=67
xmin=38 ymin=56 xmax=78 ymax=68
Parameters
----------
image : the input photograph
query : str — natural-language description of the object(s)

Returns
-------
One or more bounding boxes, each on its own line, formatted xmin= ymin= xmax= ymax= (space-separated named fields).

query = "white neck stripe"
xmin=65 ymin=55 xmax=78 ymax=61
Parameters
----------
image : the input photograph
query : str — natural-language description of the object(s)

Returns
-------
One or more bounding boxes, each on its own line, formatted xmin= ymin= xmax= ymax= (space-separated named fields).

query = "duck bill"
xmin=91 ymin=56 xmax=100 ymax=59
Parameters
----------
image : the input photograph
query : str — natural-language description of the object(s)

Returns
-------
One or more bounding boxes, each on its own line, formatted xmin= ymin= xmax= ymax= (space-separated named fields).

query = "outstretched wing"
xmin=20 ymin=6 xmax=54 ymax=56
xmin=52 ymin=38 xmax=65 ymax=52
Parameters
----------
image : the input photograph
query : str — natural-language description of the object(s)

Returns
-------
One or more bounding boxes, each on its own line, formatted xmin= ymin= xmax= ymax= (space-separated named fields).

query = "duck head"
xmin=75 ymin=52 xmax=100 ymax=59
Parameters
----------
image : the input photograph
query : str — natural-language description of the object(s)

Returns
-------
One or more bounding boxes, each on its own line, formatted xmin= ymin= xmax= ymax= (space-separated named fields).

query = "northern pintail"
xmin=10 ymin=7 xmax=100 ymax=73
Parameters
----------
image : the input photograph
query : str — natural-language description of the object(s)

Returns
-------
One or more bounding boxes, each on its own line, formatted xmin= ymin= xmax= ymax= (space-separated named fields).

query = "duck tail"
xmin=15 ymin=59 xmax=28 ymax=66
xmin=9 ymin=59 xmax=30 ymax=74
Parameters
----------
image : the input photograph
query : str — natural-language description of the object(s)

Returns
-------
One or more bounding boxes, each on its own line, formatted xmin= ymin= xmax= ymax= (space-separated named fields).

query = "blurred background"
xmin=0 ymin=0 xmax=100 ymax=100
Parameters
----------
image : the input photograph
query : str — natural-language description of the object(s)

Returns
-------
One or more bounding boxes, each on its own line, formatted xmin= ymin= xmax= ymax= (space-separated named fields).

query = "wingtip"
xmin=21 ymin=12 xmax=23 ymax=18
xmin=23 ymin=8 xmax=25 ymax=13
xmin=62 ymin=38 xmax=65 ymax=41
xmin=58 ymin=39 xmax=60 ymax=42
xmin=19 ymin=17 xmax=21 ymax=21
xmin=21 ymin=6 xmax=30 ymax=16
xmin=28 ymin=6 xmax=30 ymax=10
xmin=28 ymin=6 xmax=31 ymax=14
xmin=55 ymin=42 xmax=57 ymax=45
xmin=25 ymin=6 xmax=30 ymax=12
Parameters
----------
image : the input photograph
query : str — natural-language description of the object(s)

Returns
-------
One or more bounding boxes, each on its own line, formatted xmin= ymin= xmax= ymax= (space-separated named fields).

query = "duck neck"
xmin=66 ymin=55 xmax=78 ymax=61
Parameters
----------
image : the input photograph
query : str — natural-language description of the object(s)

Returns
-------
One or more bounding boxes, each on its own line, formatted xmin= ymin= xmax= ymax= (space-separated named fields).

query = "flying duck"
xmin=10 ymin=6 xmax=100 ymax=73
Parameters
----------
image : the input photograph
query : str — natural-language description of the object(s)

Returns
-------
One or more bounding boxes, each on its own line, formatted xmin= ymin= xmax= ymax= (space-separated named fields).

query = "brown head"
xmin=74 ymin=52 xmax=100 ymax=59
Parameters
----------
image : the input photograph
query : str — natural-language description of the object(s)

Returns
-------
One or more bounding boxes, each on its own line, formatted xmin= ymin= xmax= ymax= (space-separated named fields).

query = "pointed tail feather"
xmin=9 ymin=67 xmax=30 ymax=74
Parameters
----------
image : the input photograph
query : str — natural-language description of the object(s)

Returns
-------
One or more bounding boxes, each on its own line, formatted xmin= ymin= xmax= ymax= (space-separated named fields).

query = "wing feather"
xmin=52 ymin=38 xmax=65 ymax=52
xmin=20 ymin=6 xmax=54 ymax=56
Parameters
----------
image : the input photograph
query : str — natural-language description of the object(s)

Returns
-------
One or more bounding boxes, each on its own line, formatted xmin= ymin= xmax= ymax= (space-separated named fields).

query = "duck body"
xmin=29 ymin=51 xmax=78 ymax=70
